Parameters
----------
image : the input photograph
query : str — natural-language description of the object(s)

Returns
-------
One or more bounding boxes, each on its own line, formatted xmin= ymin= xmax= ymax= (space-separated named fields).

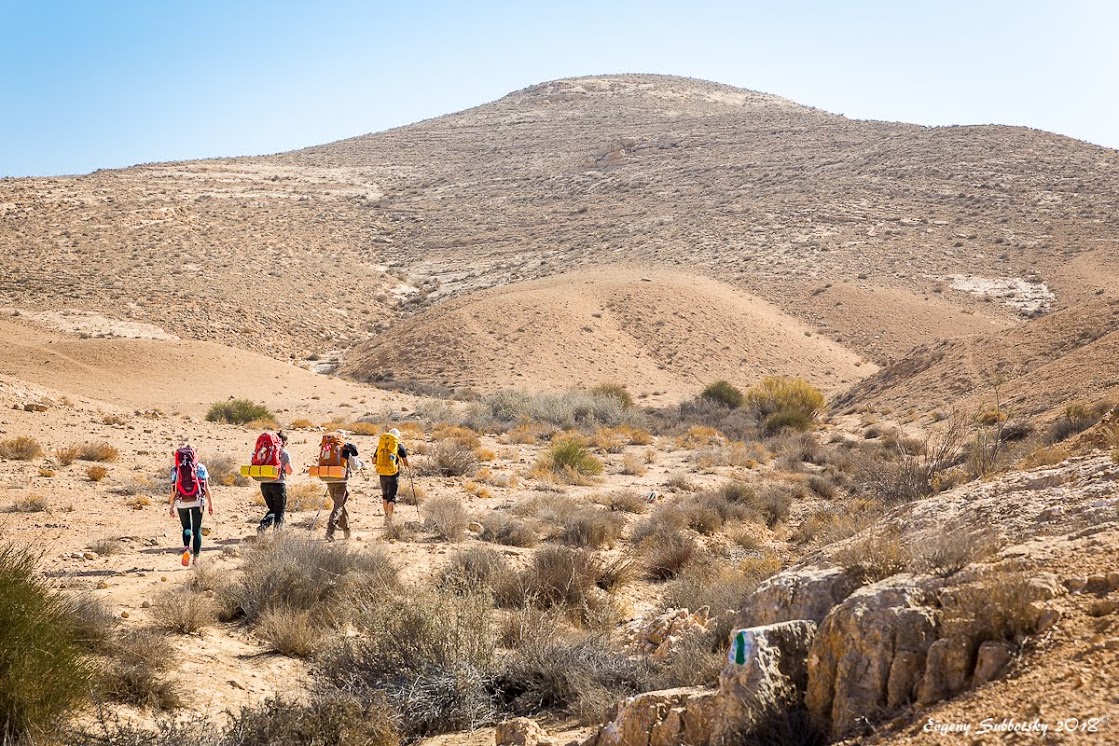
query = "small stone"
xmin=1090 ymin=599 xmax=1119 ymax=617
xmin=95 ymin=580 xmax=108 ymax=589
xmin=972 ymin=640 xmax=1013 ymax=686
xmin=1065 ymin=576 xmax=1087 ymax=593
xmin=120 ymin=610 xmax=130 ymax=619
xmin=83 ymin=551 xmax=97 ymax=561
xmin=1107 ymin=571 xmax=1119 ymax=591
xmin=141 ymin=600 xmax=151 ymax=609
xmin=160 ymin=576 xmax=168 ymax=582
xmin=356 ymin=535 xmax=363 ymax=541
xmin=468 ymin=521 xmax=484 ymax=533
xmin=1085 ymin=574 xmax=1110 ymax=594
xmin=1035 ymin=608 xmax=1060 ymax=632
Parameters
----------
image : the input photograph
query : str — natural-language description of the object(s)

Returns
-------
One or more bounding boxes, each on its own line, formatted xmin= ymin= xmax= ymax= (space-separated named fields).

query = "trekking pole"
xmin=408 ymin=466 xmax=417 ymax=503
xmin=309 ymin=489 xmax=327 ymax=532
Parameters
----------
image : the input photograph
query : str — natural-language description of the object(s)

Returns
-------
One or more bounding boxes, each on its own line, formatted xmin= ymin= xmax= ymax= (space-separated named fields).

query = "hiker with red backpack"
xmin=168 ymin=442 xmax=213 ymax=567
xmin=375 ymin=428 xmax=409 ymax=526
xmin=255 ymin=431 xmax=293 ymax=533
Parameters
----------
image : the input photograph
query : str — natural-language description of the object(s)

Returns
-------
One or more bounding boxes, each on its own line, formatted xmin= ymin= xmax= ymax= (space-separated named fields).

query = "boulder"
xmin=496 ymin=718 xmax=554 ymax=746
xmin=711 ymin=620 xmax=817 ymax=742
xmin=736 ymin=567 xmax=860 ymax=628
xmin=581 ymin=687 xmax=716 ymax=746
xmin=806 ymin=576 xmax=939 ymax=740
xmin=971 ymin=640 xmax=1014 ymax=686
xmin=917 ymin=635 xmax=975 ymax=705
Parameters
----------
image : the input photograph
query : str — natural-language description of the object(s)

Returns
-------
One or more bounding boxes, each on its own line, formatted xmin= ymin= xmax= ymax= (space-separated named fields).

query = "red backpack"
xmin=174 ymin=446 xmax=201 ymax=498
xmin=252 ymin=433 xmax=282 ymax=467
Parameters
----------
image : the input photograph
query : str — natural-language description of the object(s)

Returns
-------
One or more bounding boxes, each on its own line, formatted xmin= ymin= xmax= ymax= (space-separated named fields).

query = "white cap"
xmin=389 ymin=428 xmax=401 ymax=438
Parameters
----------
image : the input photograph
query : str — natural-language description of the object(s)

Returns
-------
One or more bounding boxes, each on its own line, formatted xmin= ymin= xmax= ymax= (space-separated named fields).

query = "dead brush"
xmin=908 ymin=526 xmax=1000 ymax=577
xmin=6 ymin=495 xmax=48 ymax=513
xmin=77 ymin=441 xmax=120 ymax=462
xmin=202 ymin=452 xmax=250 ymax=487
xmin=255 ymin=606 xmax=322 ymax=658
xmin=830 ymin=526 xmax=908 ymax=583
xmin=422 ymin=440 xmax=479 ymax=477
xmin=219 ymin=535 xmax=399 ymax=624
xmin=0 ymin=436 xmax=43 ymax=460
xmin=641 ymin=531 xmax=699 ymax=581
xmin=479 ymin=512 xmax=539 ymax=548
xmin=552 ymin=505 xmax=625 ymax=549
xmin=152 ymin=589 xmax=217 ymax=635
xmin=96 ymin=629 xmax=183 ymax=710
xmin=592 ymin=489 xmax=649 ymax=514
xmin=621 ymin=452 xmax=648 ymax=476
xmin=943 ymin=570 xmax=1056 ymax=642
xmin=421 ymin=495 xmax=470 ymax=541
xmin=432 ymin=423 xmax=481 ymax=449
xmin=438 ymin=546 xmax=514 ymax=595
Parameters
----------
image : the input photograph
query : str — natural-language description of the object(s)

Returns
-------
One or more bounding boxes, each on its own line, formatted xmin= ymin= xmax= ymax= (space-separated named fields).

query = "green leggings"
xmin=178 ymin=506 xmax=203 ymax=556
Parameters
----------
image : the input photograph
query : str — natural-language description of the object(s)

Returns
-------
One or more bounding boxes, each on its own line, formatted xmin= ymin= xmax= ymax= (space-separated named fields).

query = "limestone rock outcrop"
xmin=735 ymin=566 xmax=860 ymax=628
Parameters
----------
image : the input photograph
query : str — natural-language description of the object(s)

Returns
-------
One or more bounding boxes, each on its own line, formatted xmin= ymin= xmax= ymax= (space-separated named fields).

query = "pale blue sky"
xmin=1 ymin=0 xmax=1116 ymax=177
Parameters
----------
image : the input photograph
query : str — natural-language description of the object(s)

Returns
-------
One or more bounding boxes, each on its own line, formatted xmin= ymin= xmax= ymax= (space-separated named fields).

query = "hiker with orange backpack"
xmin=168 ymin=442 xmax=213 ymax=567
xmin=314 ymin=432 xmax=361 ymax=541
xmin=375 ymin=428 xmax=409 ymax=526
xmin=255 ymin=431 xmax=293 ymax=533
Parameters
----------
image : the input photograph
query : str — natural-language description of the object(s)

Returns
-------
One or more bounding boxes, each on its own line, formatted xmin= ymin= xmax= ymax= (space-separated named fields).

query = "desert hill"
xmin=835 ymin=295 xmax=1119 ymax=421
xmin=345 ymin=267 xmax=881 ymax=400
xmin=4 ymin=74 xmax=1118 ymax=403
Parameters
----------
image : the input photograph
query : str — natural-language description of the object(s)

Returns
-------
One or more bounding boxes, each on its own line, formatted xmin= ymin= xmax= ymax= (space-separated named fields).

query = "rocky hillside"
xmin=4 ymin=75 xmax=1118 ymax=399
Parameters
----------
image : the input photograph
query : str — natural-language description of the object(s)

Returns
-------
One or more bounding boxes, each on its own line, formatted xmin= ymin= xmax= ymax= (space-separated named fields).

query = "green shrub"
xmin=205 ymin=398 xmax=275 ymax=425
xmin=590 ymin=383 xmax=634 ymax=410
xmin=544 ymin=439 xmax=603 ymax=478
xmin=762 ymin=409 xmax=814 ymax=435
xmin=745 ymin=377 xmax=825 ymax=425
xmin=0 ymin=544 xmax=92 ymax=743
xmin=700 ymin=380 xmax=744 ymax=409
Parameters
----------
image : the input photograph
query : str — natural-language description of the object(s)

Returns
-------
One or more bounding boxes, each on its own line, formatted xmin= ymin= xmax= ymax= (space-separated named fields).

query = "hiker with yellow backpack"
xmin=375 ymin=428 xmax=409 ymax=526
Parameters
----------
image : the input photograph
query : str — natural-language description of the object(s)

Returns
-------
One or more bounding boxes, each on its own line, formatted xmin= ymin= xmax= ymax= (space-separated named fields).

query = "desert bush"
xmin=553 ymin=505 xmax=625 ymax=549
xmin=6 ymin=495 xmax=48 ymax=513
xmin=944 ymin=571 xmax=1055 ymax=643
xmin=54 ymin=445 xmax=80 ymax=466
xmin=0 ymin=544 xmax=92 ymax=743
xmin=89 ymin=537 xmax=122 ymax=556
xmin=465 ymin=388 xmax=634 ymax=432
xmin=289 ymin=417 xmax=315 ymax=429
xmin=87 ymin=465 xmax=109 ymax=481
xmin=287 ymin=482 xmax=328 ymax=512
xmin=205 ymin=398 xmax=275 ymax=425
xmin=153 ymin=589 xmax=216 ymax=635
xmin=590 ymin=382 xmax=634 ymax=409
xmin=663 ymin=473 xmax=696 ymax=493
xmin=621 ymin=452 xmax=648 ymax=476
xmin=432 ymin=423 xmax=481 ymax=448
xmin=382 ymin=520 xmax=420 ymax=542
xmin=495 ymin=631 xmax=659 ymax=724
xmin=806 ymin=474 xmax=838 ymax=499
xmin=1044 ymin=401 xmax=1110 ymax=444
xmin=320 ymin=591 xmax=497 ymax=739
xmin=96 ymin=628 xmax=183 ymax=711
xmin=219 ymin=535 xmax=398 ymax=624
xmin=421 ymin=496 xmax=470 ymax=541
xmin=908 ymin=526 xmax=1000 ymax=577
xmin=438 ymin=546 xmax=513 ymax=595
xmin=203 ymin=452 xmax=250 ymax=487
xmin=221 ymin=695 xmax=401 ymax=746
xmin=479 ymin=512 xmax=538 ymax=548
xmin=255 ymin=606 xmax=322 ymax=658
xmin=746 ymin=376 xmax=825 ymax=418
xmin=539 ymin=439 xmax=604 ymax=481
xmin=700 ymin=380 xmax=744 ymax=409
xmin=642 ymin=532 xmax=698 ymax=581
xmin=792 ymin=503 xmax=879 ymax=546
xmin=512 ymin=547 xmax=614 ymax=616
xmin=830 ymin=527 xmax=908 ymax=583
xmin=593 ymin=490 xmax=649 ymax=514
xmin=62 ymin=593 xmax=119 ymax=654
xmin=422 ymin=440 xmax=479 ymax=477
xmin=76 ymin=441 xmax=120 ymax=462
xmin=0 ymin=436 xmax=43 ymax=460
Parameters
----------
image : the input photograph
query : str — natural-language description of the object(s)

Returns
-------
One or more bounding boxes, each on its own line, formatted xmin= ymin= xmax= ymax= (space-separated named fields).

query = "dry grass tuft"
xmin=0 ymin=436 xmax=43 ymax=460
xmin=421 ymin=496 xmax=470 ymax=541
xmin=6 ymin=495 xmax=48 ymax=513
xmin=255 ymin=606 xmax=323 ymax=658
xmin=86 ymin=465 xmax=109 ymax=482
xmin=479 ymin=512 xmax=538 ymax=547
xmin=153 ymin=589 xmax=216 ymax=635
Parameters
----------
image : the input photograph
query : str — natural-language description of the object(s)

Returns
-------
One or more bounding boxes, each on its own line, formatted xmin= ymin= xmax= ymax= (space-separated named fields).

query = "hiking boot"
xmin=343 ymin=528 xmax=351 ymax=540
xmin=325 ymin=533 xmax=335 ymax=542
xmin=181 ymin=549 xmax=191 ymax=567
xmin=191 ymin=553 xmax=201 ymax=567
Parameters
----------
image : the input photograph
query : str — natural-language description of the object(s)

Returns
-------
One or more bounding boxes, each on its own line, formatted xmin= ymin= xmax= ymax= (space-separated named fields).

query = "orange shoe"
xmin=181 ymin=549 xmax=191 ymax=567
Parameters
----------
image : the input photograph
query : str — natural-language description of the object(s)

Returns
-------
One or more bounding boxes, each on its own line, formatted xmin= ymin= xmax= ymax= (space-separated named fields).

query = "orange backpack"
xmin=318 ymin=433 xmax=346 ymax=468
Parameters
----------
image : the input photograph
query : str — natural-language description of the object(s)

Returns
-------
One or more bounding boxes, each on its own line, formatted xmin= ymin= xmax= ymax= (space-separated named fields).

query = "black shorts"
xmin=379 ymin=474 xmax=399 ymax=503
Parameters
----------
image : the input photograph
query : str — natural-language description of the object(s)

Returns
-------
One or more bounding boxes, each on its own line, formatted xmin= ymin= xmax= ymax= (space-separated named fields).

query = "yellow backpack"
xmin=375 ymin=432 xmax=401 ymax=476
